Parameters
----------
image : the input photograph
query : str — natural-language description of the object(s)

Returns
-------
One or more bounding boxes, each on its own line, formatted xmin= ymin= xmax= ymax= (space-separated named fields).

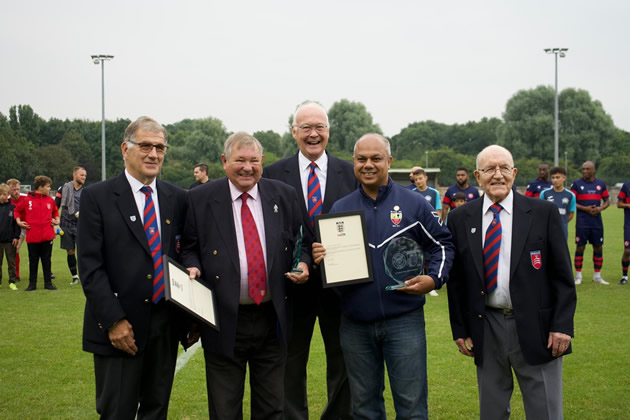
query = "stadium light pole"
xmin=544 ymin=48 xmax=568 ymax=167
xmin=91 ymin=55 xmax=114 ymax=181
xmin=425 ymin=150 xmax=428 ymax=168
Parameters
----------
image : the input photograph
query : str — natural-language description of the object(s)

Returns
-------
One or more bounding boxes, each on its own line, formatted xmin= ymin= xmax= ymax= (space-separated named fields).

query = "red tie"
xmin=240 ymin=193 xmax=267 ymax=305
xmin=307 ymin=162 xmax=322 ymax=227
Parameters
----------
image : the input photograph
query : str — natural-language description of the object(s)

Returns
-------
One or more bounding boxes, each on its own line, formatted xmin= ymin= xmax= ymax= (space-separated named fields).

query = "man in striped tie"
xmin=263 ymin=101 xmax=357 ymax=420
xmin=182 ymin=132 xmax=308 ymax=419
xmin=79 ymin=116 xmax=195 ymax=419
xmin=446 ymin=145 xmax=577 ymax=420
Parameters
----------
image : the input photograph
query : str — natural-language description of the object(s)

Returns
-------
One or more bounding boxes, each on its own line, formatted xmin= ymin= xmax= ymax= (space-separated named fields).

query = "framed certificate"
xmin=163 ymin=256 xmax=219 ymax=330
xmin=315 ymin=210 xmax=373 ymax=288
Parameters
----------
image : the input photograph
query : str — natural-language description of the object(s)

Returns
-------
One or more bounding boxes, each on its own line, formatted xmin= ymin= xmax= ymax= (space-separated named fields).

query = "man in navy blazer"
xmin=263 ymin=101 xmax=356 ymax=420
xmin=79 ymin=116 xmax=194 ymax=419
xmin=182 ymin=132 xmax=309 ymax=419
xmin=447 ymin=145 xmax=576 ymax=419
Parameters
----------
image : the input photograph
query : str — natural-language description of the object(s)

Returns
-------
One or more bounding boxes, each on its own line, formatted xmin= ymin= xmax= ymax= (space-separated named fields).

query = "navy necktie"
xmin=307 ymin=162 xmax=322 ymax=227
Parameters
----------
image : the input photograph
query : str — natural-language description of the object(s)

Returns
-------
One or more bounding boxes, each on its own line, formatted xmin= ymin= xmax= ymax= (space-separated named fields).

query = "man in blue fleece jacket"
xmin=313 ymin=133 xmax=454 ymax=420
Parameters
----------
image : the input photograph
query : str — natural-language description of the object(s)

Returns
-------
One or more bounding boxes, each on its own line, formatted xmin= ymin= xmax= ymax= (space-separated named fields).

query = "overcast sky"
xmin=2 ymin=1 xmax=629 ymax=138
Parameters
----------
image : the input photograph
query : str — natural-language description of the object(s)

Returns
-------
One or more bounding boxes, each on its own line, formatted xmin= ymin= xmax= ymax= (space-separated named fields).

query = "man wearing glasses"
xmin=264 ymin=101 xmax=356 ymax=420
xmin=79 ymin=116 xmax=196 ymax=419
xmin=447 ymin=145 xmax=576 ymax=419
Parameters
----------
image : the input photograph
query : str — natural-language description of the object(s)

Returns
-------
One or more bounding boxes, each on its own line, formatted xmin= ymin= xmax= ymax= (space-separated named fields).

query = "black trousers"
xmin=93 ymin=304 xmax=178 ymax=420
xmin=27 ymin=241 xmax=53 ymax=287
xmin=204 ymin=302 xmax=286 ymax=420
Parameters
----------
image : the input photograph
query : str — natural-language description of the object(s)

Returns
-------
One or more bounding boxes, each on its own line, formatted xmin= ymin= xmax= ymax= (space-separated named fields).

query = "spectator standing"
xmin=14 ymin=176 xmax=59 ymax=291
xmin=571 ymin=161 xmax=609 ymax=285
xmin=55 ymin=166 xmax=86 ymax=285
xmin=7 ymin=179 xmax=25 ymax=282
xmin=0 ymin=183 xmax=20 ymax=290
xmin=189 ymin=163 xmax=210 ymax=189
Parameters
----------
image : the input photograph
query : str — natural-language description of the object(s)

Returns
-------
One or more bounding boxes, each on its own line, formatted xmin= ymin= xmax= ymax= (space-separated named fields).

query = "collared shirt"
xmin=228 ymin=181 xmax=270 ymax=304
xmin=482 ymin=190 xmax=514 ymax=309
xmin=298 ymin=151 xmax=328 ymax=208
xmin=124 ymin=169 xmax=162 ymax=234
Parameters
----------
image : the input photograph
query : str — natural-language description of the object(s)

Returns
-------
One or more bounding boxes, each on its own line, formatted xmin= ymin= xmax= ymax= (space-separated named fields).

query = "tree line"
xmin=2 ymin=85 xmax=628 ymax=190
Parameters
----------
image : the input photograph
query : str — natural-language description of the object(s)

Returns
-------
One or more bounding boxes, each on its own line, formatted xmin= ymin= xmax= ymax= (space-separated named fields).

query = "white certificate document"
xmin=315 ymin=210 xmax=373 ymax=287
xmin=164 ymin=256 xmax=218 ymax=330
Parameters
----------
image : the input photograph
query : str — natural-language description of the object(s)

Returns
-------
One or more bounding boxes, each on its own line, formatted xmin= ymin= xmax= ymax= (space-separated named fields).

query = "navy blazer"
xmin=180 ymin=177 xmax=304 ymax=357
xmin=79 ymin=172 xmax=188 ymax=356
xmin=263 ymin=151 xmax=358 ymax=289
xmin=446 ymin=192 xmax=577 ymax=366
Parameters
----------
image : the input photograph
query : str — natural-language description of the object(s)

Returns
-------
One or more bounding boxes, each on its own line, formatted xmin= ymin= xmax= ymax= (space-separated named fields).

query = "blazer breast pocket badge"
xmin=530 ymin=250 xmax=542 ymax=270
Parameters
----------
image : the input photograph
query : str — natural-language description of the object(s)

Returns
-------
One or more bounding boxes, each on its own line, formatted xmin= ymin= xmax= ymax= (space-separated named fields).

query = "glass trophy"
xmin=291 ymin=225 xmax=304 ymax=273
xmin=383 ymin=237 xmax=423 ymax=291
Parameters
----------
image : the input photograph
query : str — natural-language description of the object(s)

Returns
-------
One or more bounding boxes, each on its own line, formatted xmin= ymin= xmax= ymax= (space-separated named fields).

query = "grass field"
xmin=1 ymin=208 xmax=629 ymax=419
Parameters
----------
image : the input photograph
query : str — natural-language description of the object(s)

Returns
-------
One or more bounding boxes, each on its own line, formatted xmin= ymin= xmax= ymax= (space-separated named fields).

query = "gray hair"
xmin=353 ymin=133 xmax=391 ymax=158
xmin=124 ymin=116 xmax=168 ymax=145
xmin=292 ymin=100 xmax=329 ymax=127
xmin=223 ymin=131 xmax=263 ymax=160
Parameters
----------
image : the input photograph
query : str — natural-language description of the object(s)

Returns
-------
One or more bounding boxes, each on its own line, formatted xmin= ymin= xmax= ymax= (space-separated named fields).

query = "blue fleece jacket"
xmin=329 ymin=179 xmax=454 ymax=322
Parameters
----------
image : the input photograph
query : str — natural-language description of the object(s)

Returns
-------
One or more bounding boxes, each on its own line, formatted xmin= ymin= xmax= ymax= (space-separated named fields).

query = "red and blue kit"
xmin=525 ymin=178 xmax=552 ymax=198
xmin=570 ymin=178 xmax=608 ymax=229
xmin=442 ymin=184 xmax=479 ymax=209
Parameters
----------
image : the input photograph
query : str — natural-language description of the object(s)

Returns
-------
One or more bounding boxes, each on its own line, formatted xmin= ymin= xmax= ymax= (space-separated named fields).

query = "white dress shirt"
xmin=228 ymin=181 xmax=270 ymax=304
xmin=298 ymin=151 xmax=328 ymax=207
xmin=124 ymin=169 xmax=162 ymax=234
xmin=483 ymin=190 xmax=514 ymax=309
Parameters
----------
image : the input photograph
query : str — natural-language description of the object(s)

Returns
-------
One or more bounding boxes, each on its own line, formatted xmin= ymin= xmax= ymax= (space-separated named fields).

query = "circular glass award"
xmin=383 ymin=237 xmax=423 ymax=290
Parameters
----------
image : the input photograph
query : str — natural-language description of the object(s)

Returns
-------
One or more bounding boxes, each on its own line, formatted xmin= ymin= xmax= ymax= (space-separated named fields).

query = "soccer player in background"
xmin=540 ymin=167 xmax=576 ymax=240
xmin=617 ymin=181 xmax=630 ymax=285
xmin=571 ymin=161 xmax=609 ymax=285
xmin=525 ymin=163 xmax=551 ymax=198
xmin=441 ymin=167 xmax=480 ymax=221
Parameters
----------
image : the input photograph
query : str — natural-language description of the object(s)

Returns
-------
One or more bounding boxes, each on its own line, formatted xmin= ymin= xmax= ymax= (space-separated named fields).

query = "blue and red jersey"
xmin=525 ymin=178 xmax=552 ymax=198
xmin=442 ymin=184 xmax=480 ymax=209
xmin=618 ymin=182 xmax=630 ymax=229
xmin=570 ymin=178 xmax=609 ymax=228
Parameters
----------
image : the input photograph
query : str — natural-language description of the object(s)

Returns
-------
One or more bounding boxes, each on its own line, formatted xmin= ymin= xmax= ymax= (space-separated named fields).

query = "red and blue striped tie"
xmin=241 ymin=193 xmax=267 ymax=305
xmin=140 ymin=186 xmax=164 ymax=303
xmin=483 ymin=203 xmax=503 ymax=294
xmin=307 ymin=162 xmax=322 ymax=227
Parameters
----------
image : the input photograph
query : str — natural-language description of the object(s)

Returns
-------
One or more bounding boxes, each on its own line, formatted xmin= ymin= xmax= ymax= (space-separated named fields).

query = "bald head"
xmin=475 ymin=145 xmax=517 ymax=203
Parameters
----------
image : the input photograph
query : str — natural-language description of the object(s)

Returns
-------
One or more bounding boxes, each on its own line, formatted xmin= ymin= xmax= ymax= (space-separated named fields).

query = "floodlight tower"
xmin=91 ymin=54 xmax=114 ymax=181
xmin=544 ymin=48 xmax=568 ymax=167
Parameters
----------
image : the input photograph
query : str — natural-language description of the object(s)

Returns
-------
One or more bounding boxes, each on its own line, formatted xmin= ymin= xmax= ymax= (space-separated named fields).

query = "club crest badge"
xmin=530 ymin=250 xmax=542 ymax=270
xmin=390 ymin=205 xmax=402 ymax=226
xmin=130 ymin=215 xmax=137 ymax=222
xmin=149 ymin=227 xmax=156 ymax=236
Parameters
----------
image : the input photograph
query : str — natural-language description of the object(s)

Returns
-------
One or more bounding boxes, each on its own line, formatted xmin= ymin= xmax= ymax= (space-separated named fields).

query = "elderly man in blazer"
xmin=447 ymin=145 xmax=577 ymax=420
xmin=182 ymin=132 xmax=309 ymax=419
xmin=263 ymin=101 xmax=357 ymax=420
xmin=79 ymin=116 xmax=194 ymax=419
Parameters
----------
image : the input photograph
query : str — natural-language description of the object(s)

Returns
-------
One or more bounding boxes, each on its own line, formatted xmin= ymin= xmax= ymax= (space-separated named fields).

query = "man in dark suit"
xmin=182 ymin=131 xmax=309 ymax=419
xmin=79 ymin=116 xmax=195 ymax=419
xmin=447 ymin=145 xmax=577 ymax=419
xmin=263 ymin=101 xmax=356 ymax=420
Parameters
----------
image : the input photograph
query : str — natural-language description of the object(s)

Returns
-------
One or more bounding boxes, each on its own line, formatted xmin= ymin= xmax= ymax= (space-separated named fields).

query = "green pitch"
xmin=0 ymin=208 xmax=628 ymax=418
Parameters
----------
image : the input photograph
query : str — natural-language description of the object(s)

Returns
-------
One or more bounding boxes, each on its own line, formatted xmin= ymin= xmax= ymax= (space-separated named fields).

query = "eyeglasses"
xmin=295 ymin=124 xmax=328 ymax=134
xmin=127 ymin=139 xmax=169 ymax=154
xmin=477 ymin=165 xmax=514 ymax=176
